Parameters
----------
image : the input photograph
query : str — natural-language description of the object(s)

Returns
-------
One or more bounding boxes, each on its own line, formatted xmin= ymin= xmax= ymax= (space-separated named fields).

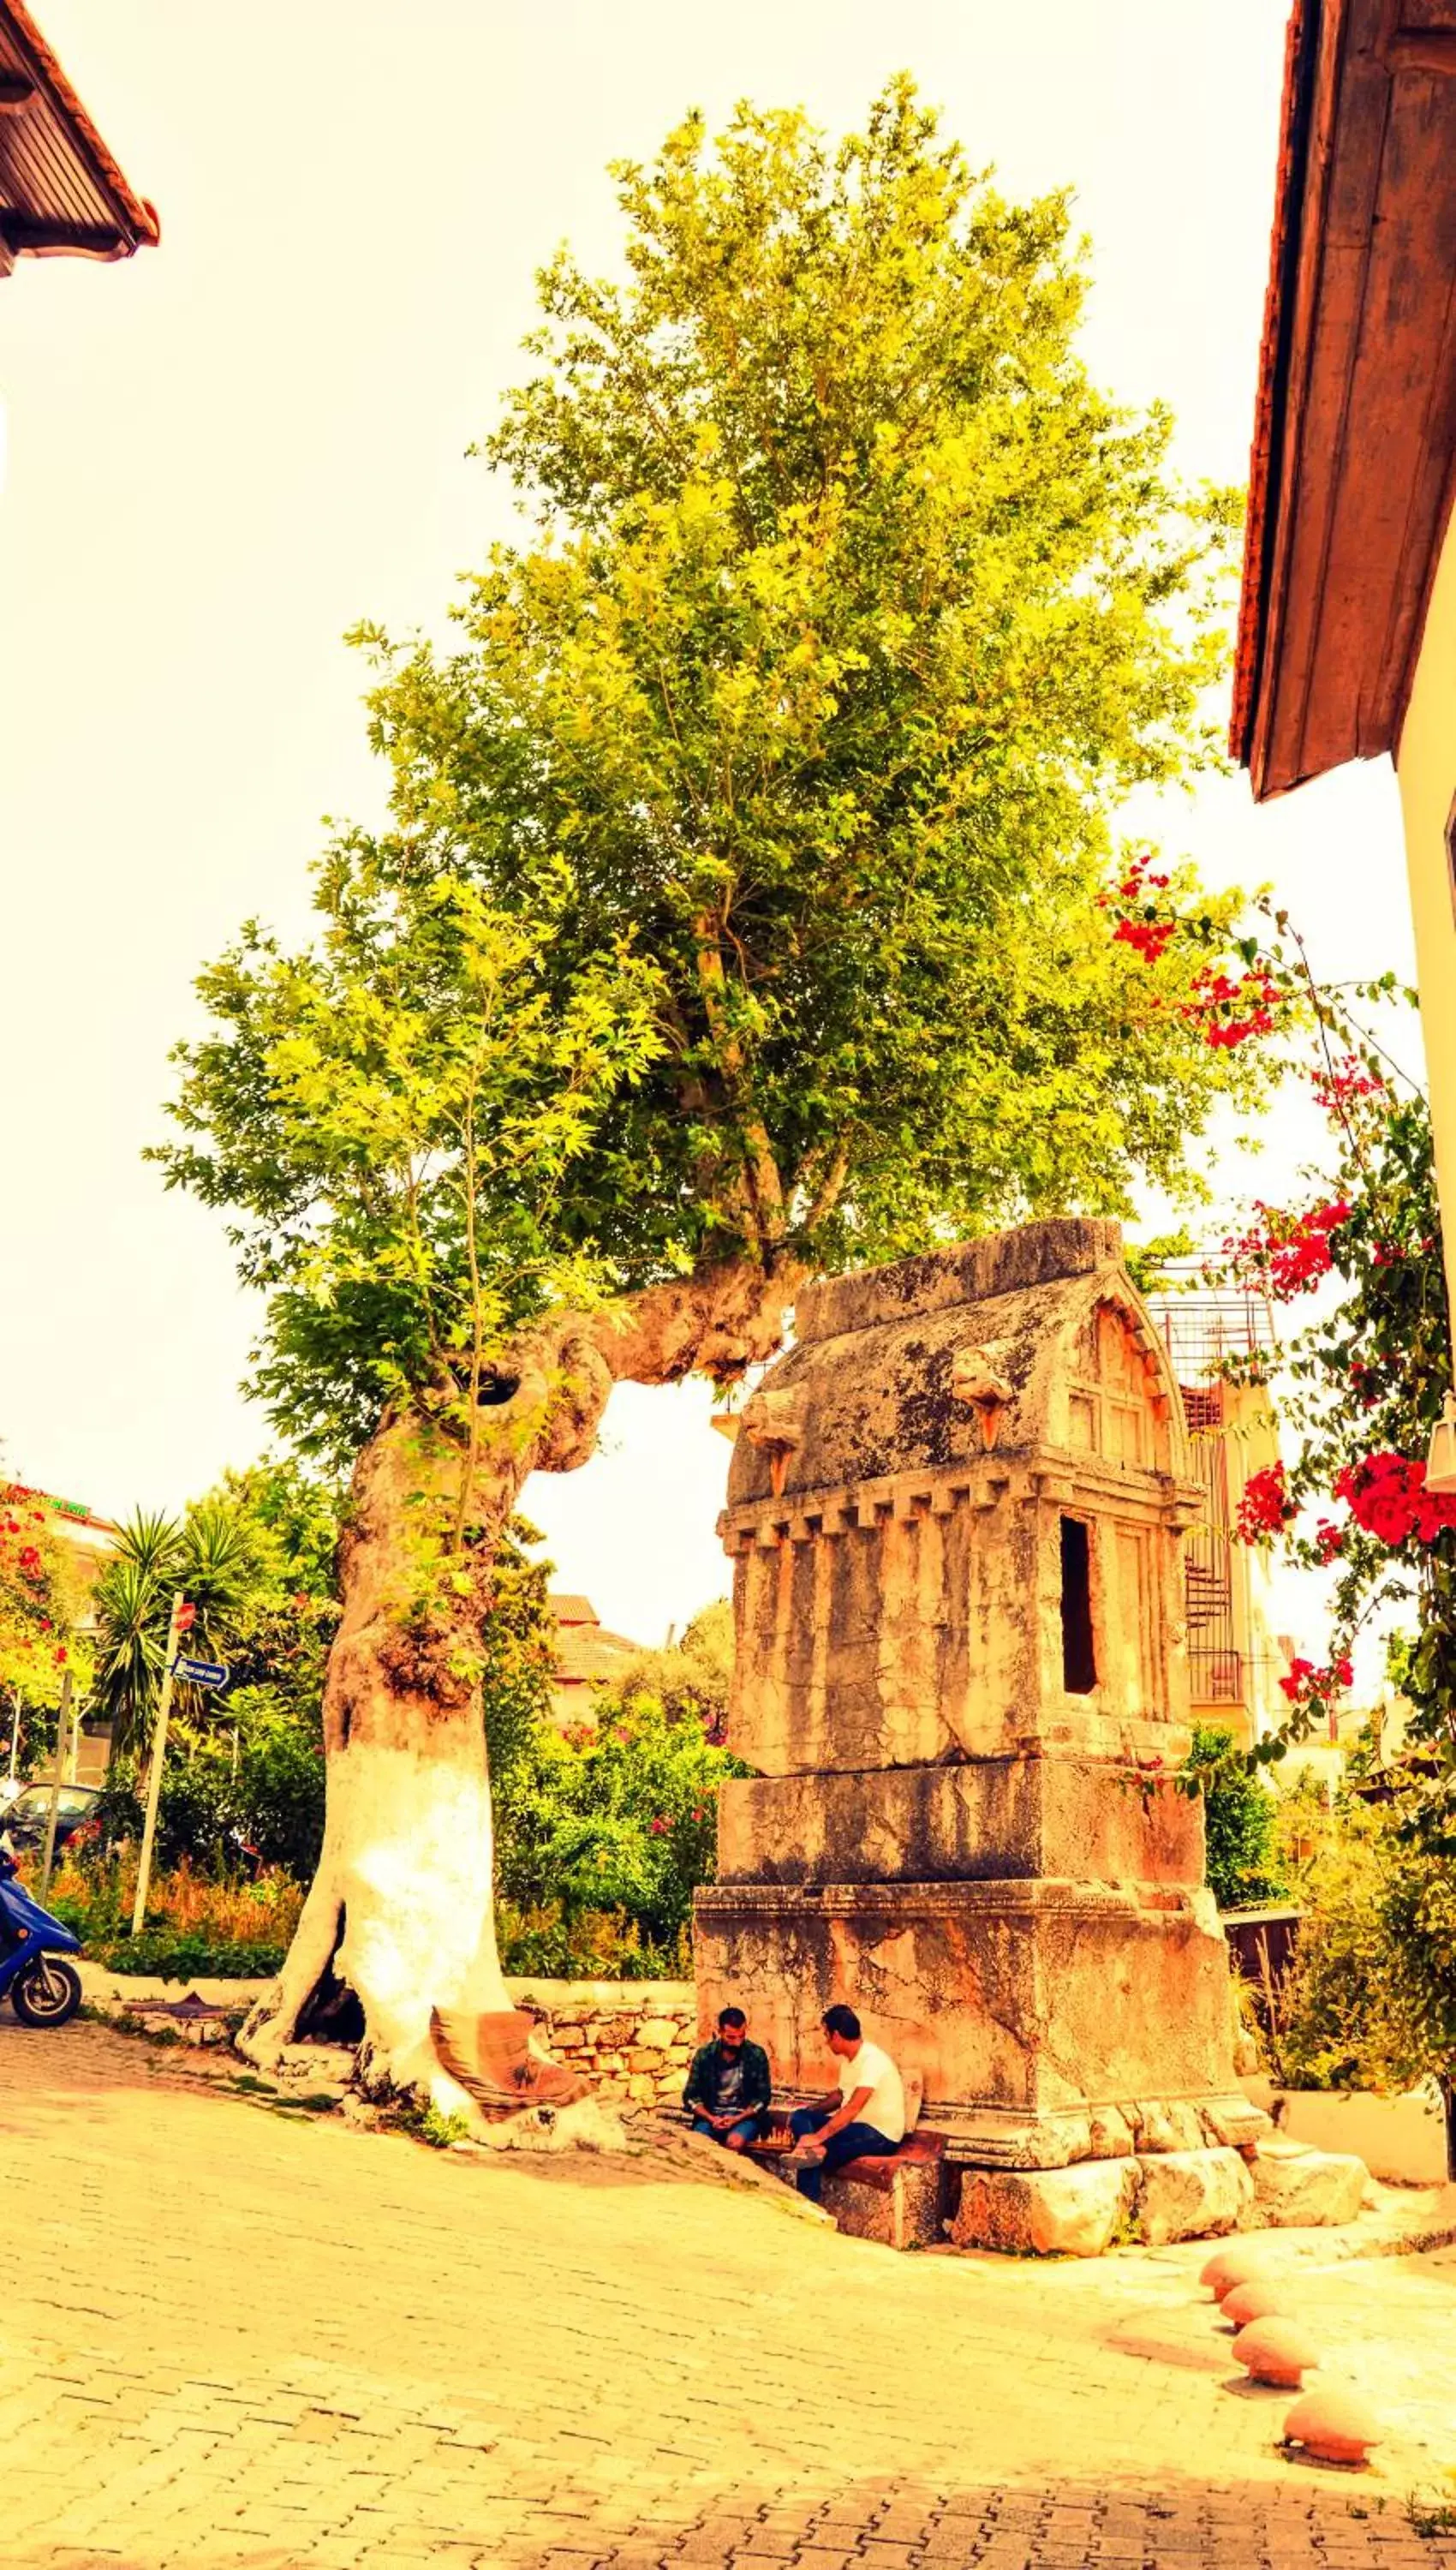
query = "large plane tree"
xmin=158 ymin=81 xmax=1274 ymax=2122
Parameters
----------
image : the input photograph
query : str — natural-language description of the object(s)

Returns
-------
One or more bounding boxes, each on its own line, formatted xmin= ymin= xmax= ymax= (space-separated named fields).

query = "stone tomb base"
xmin=949 ymin=2139 xmax=1370 ymax=2256
xmin=694 ymin=1874 xmax=1262 ymax=2173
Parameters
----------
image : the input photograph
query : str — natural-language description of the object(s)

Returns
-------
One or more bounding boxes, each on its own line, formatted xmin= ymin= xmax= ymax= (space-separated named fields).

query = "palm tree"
xmin=89 ymin=1511 xmax=183 ymax=1760
xmin=90 ymin=1502 xmax=267 ymax=1763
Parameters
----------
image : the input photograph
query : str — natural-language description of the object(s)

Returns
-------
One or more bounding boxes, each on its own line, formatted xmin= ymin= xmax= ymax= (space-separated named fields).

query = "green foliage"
xmin=493 ymin=1664 xmax=745 ymax=1971
xmin=1170 ymin=973 xmax=1456 ymax=2114
xmin=419 ymin=2106 xmax=473 ymax=2149
xmin=1198 ymin=976 xmax=1456 ymax=2113
xmin=84 ymin=1457 xmax=337 ymax=1868
xmin=1265 ymin=1792 xmax=1456 ymax=2097
xmin=480 ymin=1516 xmax=558 ymax=1790
xmin=588 ymin=1601 xmax=734 ymax=1743
xmin=43 ymin=1846 xmax=303 ymax=1979
xmin=89 ymin=1458 xmax=343 ymax=1762
xmin=156 ymin=80 xmax=1270 ymax=1470
xmin=94 ymin=1690 xmax=326 ymax=1881
xmin=1183 ymin=1724 xmax=1284 ymax=1910
xmin=0 ymin=1485 xmax=90 ymax=1750
xmin=155 ymin=887 xmax=665 ymax=1466
xmin=396 ymin=2101 xmax=474 ymax=2148
xmin=1247 ymin=1001 xmax=1456 ymax=1861
xmin=494 ymin=1898 xmax=681 ymax=1981
xmin=97 ymin=1929 xmax=292 ymax=1979
xmin=1379 ymin=1844 xmax=1456 ymax=2080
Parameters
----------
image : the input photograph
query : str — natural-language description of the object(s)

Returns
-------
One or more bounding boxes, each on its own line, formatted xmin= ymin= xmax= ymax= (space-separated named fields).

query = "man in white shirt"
xmin=787 ymin=2005 xmax=907 ymax=2202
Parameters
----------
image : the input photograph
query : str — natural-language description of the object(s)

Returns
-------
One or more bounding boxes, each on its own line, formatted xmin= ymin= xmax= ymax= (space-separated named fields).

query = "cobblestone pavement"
xmin=2 ymin=2018 xmax=1455 ymax=2570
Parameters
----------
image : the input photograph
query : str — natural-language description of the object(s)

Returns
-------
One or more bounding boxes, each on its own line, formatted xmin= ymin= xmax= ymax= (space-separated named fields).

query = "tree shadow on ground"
xmin=4 ymin=2461 xmax=1453 ymax=2570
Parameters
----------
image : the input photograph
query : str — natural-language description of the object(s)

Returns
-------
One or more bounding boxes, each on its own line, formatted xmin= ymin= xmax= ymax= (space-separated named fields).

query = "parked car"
xmin=3 ymin=1784 xmax=100 ymax=1854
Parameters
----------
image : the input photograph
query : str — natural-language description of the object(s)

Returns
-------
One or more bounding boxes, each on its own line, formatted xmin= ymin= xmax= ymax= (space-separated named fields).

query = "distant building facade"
xmin=547 ymin=1593 xmax=642 ymax=1731
xmin=1145 ymin=1277 xmax=1288 ymax=1750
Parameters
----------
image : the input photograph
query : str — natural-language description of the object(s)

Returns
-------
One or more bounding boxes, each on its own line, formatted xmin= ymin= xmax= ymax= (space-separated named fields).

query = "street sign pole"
xmin=131 ymin=1592 xmax=187 ymax=1938
xmin=39 ymin=1667 xmax=75 ymax=1901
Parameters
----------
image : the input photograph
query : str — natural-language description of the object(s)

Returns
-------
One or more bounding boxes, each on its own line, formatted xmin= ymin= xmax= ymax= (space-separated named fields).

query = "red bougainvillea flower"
xmin=1279 ymin=1655 xmax=1352 ymax=1707
xmin=1310 ymin=1052 xmax=1384 ymax=1115
xmin=1347 ymin=1358 xmax=1382 ymax=1408
xmin=1236 ymin=1462 xmax=1295 ymax=1543
xmin=1113 ymin=916 xmax=1175 ymax=963
xmin=1334 ymin=1452 xmax=1456 ymax=1547
xmin=649 ymin=1814 xmax=671 ymax=1837
xmin=1185 ymin=964 xmax=1284 ymax=1049
xmin=1314 ymin=1520 xmax=1346 ymax=1564
xmin=1225 ymin=1200 xmax=1352 ymax=1299
xmin=1100 ymin=851 xmax=1172 ymax=911
xmin=1101 ymin=852 xmax=1177 ymax=959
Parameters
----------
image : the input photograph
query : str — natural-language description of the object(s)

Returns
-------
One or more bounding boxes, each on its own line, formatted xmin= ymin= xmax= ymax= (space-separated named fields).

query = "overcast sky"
xmin=0 ymin=1 xmax=1417 ymax=1648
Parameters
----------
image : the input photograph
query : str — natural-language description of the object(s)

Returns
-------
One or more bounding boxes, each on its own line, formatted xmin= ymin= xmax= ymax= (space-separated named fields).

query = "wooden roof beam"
xmin=0 ymin=212 xmax=135 ymax=258
xmin=1383 ymin=29 xmax=1456 ymax=74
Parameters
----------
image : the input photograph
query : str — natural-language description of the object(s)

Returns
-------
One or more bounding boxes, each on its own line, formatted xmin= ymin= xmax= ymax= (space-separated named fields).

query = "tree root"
xmin=462 ymin=2095 xmax=630 ymax=2154
xmin=236 ymin=1876 xmax=343 ymax=2070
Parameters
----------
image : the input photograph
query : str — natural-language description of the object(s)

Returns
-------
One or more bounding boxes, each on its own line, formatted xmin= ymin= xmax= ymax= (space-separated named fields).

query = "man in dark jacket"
xmin=682 ymin=2005 xmax=772 ymax=2149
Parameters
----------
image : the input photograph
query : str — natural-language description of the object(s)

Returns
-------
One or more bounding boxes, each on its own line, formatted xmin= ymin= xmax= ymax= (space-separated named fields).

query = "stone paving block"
xmin=1 ymin=2018 xmax=1453 ymax=2570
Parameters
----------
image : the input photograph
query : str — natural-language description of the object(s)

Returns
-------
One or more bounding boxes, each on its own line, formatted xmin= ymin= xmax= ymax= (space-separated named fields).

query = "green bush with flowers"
xmin=492 ymin=1617 xmax=743 ymax=1979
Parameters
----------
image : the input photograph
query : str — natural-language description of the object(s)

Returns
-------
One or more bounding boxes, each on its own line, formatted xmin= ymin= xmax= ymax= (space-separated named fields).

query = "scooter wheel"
xmin=11 ymin=1956 xmax=81 ymax=2027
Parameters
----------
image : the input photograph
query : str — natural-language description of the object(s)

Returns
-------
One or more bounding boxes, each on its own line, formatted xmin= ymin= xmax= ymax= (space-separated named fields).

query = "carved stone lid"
xmin=795 ymin=1219 xmax=1123 ymax=1347
xmin=729 ymin=1221 xmax=1185 ymax=1509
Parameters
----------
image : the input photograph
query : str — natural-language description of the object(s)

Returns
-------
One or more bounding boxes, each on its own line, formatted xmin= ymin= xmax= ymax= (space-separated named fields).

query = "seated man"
xmin=788 ymin=2004 xmax=905 ymax=2202
xmin=683 ymin=2005 xmax=772 ymax=2150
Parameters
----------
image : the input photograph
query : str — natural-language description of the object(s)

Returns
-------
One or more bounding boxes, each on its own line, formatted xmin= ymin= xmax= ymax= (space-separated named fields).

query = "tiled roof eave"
xmin=1230 ymin=0 xmax=1321 ymax=772
xmin=1 ymin=0 xmax=158 ymax=253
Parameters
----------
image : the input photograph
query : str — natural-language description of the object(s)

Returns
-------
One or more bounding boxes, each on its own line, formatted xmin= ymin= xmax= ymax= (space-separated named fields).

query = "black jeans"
xmin=788 ymin=2103 xmax=900 ymax=2202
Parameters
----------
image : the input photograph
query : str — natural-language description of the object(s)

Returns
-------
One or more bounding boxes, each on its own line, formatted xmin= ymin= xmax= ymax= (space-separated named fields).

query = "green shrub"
xmin=1182 ymin=1724 xmax=1285 ymax=1910
xmin=495 ymin=1897 xmax=685 ymax=1981
xmin=1264 ymin=1794 xmax=1456 ymax=2107
xmin=41 ymin=1848 xmax=302 ymax=1979
xmin=95 ymin=1683 xmax=325 ymax=1880
xmin=493 ymin=1682 xmax=744 ymax=1961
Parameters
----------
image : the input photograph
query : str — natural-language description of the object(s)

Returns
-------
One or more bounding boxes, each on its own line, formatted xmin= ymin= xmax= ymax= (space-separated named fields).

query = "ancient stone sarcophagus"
xmin=694 ymin=1218 xmax=1256 ymax=2171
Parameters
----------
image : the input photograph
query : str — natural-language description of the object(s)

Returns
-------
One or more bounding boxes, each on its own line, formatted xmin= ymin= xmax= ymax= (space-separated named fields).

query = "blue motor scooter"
xmin=0 ymin=1832 xmax=82 ymax=2026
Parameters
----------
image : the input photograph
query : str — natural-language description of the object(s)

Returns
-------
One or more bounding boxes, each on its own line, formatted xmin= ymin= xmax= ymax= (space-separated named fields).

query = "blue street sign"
xmin=175 ymin=1656 xmax=229 ymax=1690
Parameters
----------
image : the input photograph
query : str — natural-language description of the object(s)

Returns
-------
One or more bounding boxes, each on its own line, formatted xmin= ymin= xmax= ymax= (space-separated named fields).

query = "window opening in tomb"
xmin=1060 ymin=1515 xmax=1096 ymax=1694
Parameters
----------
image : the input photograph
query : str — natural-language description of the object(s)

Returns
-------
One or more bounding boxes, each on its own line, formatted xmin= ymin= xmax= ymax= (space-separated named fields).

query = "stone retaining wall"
xmin=78 ymin=1961 xmax=700 ymax=2112
xmin=509 ymin=1977 xmax=696 ymax=2111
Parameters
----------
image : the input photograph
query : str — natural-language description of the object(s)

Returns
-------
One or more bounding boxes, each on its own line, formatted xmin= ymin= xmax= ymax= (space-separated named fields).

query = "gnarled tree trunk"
xmin=239 ymin=1261 xmax=796 ymax=2137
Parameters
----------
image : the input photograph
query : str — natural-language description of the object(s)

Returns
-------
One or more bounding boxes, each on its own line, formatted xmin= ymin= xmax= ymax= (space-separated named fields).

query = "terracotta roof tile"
xmin=554 ymin=1627 xmax=641 ymax=1686
xmin=548 ymin=1593 xmax=598 ymax=1627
